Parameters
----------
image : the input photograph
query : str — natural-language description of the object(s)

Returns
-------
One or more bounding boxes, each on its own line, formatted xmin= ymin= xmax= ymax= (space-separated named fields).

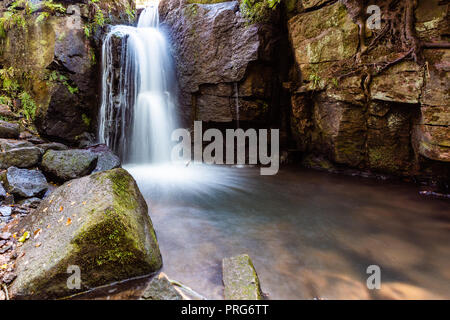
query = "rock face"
xmin=287 ymin=0 xmax=449 ymax=183
xmin=158 ymin=0 xmax=281 ymax=126
xmin=0 ymin=0 xmax=135 ymax=143
xmin=222 ymin=254 xmax=263 ymax=300
xmin=0 ymin=147 xmax=42 ymax=169
xmin=4 ymin=167 xmax=48 ymax=198
xmin=10 ymin=168 xmax=162 ymax=299
xmin=41 ymin=149 xmax=98 ymax=181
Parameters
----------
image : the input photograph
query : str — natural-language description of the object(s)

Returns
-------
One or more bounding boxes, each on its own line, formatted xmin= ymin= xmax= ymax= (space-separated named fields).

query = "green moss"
xmin=240 ymin=0 xmax=280 ymax=24
xmin=81 ymin=113 xmax=91 ymax=127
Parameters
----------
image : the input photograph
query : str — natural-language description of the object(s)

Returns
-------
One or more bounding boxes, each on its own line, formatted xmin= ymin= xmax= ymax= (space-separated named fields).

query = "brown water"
xmin=125 ymin=164 xmax=450 ymax=300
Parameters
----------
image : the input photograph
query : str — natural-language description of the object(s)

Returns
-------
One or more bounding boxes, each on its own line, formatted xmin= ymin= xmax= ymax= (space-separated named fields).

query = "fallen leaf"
xmin=82 ymin=201 xmax=87 ymax=206
xmin=71 ymin=201 xmax=76 ymax=206
xmin=59 ymin=206 xmax=64 ymax=212
xmin=1 ymin=264 xmax=7 ymax=270
xmin=35 ymin=243 xmax=41 ymax=248
xmin=43 ymin=207 xmax=48 ymax=213
xmin=18 ymin=231 xmax=30 ymax=243
xmin=66 ymin=218 xmax=72 ymax=226
xmin=47 ymin=224 xmax=51 ymax=229
xmin=34 ymin=229 xmax=42 ymax=239
xmin=58 ymin=217 xmax=64 ymax=223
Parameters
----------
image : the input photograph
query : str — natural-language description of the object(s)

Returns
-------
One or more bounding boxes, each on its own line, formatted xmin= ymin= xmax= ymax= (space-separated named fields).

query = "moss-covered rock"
xmin=9 ymin=168 xmax=162 ymax=299
xmin=0 ymin=146 xmax=42 ymax=169
xmin=41 ymin=149 xmax=97 ymax=181
xmin=222 ymin=254 xmax=263 ymax=300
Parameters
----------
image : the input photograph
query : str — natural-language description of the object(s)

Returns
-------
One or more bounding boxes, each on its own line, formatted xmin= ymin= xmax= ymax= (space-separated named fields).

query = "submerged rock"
xmin=41 ymin=149 xmax=98 ymax=181
xmin=9 ymin=168 xmax=162 ymax=299
xmin=0 ymin=147 xmax=42 ymax=169
xmin=4 ymin=167 xmax=48 ymax=198
xmin=141 ymin=273 xmax=183 ymax=300
xmin=0 ymin=121 xmax=19 ymax=139
xmin=222 ymin=254 xmax=263 ymax=300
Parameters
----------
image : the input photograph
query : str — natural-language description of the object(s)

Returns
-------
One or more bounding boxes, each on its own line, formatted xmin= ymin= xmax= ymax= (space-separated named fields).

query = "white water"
xmin=98 ymin=4 xmax=176 ymax=164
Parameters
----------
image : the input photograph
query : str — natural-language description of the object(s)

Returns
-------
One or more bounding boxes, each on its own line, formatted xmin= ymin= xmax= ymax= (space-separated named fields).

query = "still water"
xmin=123 ymin=164 xmax=450 ymax=300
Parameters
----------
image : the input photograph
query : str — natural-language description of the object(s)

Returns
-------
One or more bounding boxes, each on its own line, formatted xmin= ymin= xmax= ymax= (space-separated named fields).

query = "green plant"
xmin=309 ymin=73 xmax=322 ymax=89
xmin=18 ymin=91 xmax=37 ymax=121
xmin=240 ymin=0 xmax=280 ymax=24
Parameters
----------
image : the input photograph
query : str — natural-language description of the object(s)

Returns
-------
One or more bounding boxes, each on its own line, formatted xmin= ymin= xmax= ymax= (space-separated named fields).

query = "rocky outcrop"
xmin=9 ymin=168 xmax=162 ymax=299
xmin=158 ymin=0 xmax=281 ymax=126
xmin=141 ymin=273 xmax=183 ymax=300
xmin=287 ymin=0 xmax=449 ymax=183
xmin=41 ymin=149 xmax=98 ymax=181
xmin=0 ymin=0 xmax=135 ymax=143
xmin=222 ymin=254 xmax=263 ymax=300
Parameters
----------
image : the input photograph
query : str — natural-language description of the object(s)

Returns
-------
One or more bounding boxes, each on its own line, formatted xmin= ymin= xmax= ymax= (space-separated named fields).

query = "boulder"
xmin=87 ymin=144 xmax=121 ymax=173
xmin=41 ymin=149 xmax=98 ymax=181
xmin=0 ymin=121 xmax=20 ymax=139
xmin=141 ymin=273 xmax=183 ymax=300
xmin=10 ymin=168 xmax=162 ymax=299
xmin=4 ymin=167 xmax=48 ymax=198
xmin=0 ymin=147 xmax=42 ymax=169
xmin=222 ymin=254 xmax=263 ymax=300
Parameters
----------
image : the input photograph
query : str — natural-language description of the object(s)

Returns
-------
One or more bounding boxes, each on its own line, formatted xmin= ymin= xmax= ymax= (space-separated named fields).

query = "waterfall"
xmin=98 ymin=4 xmax=176 ymax=164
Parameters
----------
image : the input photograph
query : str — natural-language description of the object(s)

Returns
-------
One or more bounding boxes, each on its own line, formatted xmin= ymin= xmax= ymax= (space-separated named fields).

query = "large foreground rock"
xmin=4 ymin=167 xmax=48 ymax=198
xmin=10 ymin=168 xmax=162 ymax=299
xmin=0 ymin=147 xmax=42 ymax=169
xmin=222 ymin=254 xmax=263 ymax=300
xmin=41 ymin=149 xmax=97 ymax=181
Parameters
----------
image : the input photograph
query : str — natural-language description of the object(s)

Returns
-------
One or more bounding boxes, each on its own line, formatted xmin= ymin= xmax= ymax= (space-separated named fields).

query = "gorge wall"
xmin=159 ymin=0 xmax=449 ymax=187
xmin=0 ymin=0 xmax=135 ymax=144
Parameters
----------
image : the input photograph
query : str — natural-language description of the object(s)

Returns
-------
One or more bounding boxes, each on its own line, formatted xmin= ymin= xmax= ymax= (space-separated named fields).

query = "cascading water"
xmin=98 ymin=4 xmax=176 ymax=164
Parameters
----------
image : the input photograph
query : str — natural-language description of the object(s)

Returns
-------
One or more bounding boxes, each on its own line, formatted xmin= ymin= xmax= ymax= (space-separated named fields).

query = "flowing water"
xmin=97 ymin=5 xmax=450 ymax=300
xmin=99 ymin=4 xmax=176 ymax=163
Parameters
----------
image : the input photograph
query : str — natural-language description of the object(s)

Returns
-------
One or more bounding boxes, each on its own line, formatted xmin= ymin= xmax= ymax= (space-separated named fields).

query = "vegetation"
xmin=240 ymin=0 xmax=280 ymax=24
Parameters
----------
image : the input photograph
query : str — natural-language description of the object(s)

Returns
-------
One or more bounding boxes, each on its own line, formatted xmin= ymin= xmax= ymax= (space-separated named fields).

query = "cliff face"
xmin=287 ymin=0 xmax=449 ymax=183
xmin=0 ymin=0 xmax=135 ymax=144
xmin=158 ymin=0 xmax=286 ymax=129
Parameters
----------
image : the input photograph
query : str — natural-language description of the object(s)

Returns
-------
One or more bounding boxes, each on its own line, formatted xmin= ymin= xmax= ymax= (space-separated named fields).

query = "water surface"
xmin=125 ymin=164 xmax=450 ymax=300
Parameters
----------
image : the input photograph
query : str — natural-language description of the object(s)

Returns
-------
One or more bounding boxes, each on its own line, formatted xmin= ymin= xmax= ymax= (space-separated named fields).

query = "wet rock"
xmin=2 ymin=272 xmax=16 ymax=284
xmin=4 ymin=167 xmax=48 ymax=198
xmin=0 ymin=147 xmax=42 ymax=169
xmin=222 ymin=254 xmax=263 ymax=300
xmin=141 ymin=273 xmax=183 ymax=300
xmin=36 ymin=142 xmax=69 ymax=152
xmin=0 ymin=232 xmax=11 ymax=240
xmin=0 ymin=206 xmax=12 ymax=217
xmin=41 ymin=149 xmax=98 ymax=181
xmin=0 ymin=104 xmax=15 ymax=118
xmin=17 ymin=197 xmax=42 ymax=208
xmin=0 ymin=120 xmax=19 ymax=139
xmin=87 ymin=144 xmax=121 ymax=173
xmin=10 ymin=168 xmax=162 ymax=299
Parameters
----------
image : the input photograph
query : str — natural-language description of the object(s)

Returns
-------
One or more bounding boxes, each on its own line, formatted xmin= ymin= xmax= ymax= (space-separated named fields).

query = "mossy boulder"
xmin=9 ymin=168 xmax=162 ymax=299
xmin=0 ymin=146 xmax=42 ymax=169
xmin=222 ymin=254 xmax=263 ymax=300
xmin=41 ymin=149 xmax=97 ymax=181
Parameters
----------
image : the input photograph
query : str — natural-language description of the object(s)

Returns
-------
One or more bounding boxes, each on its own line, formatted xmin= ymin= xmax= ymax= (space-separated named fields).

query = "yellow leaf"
xmin=66 ymin=218 xmax=72 ymax=226
xmin=59 ymin=206 xmax=64 ymax=212
xmin=35 ymin=242 xmax=41 ymax=248
xmin=43 ymin=207 xmax=48 ymax=212
xmin=1 ymin=264 xmax=7 ymax=270
xmin=18 ymin=231 xmax=30 ymax=243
